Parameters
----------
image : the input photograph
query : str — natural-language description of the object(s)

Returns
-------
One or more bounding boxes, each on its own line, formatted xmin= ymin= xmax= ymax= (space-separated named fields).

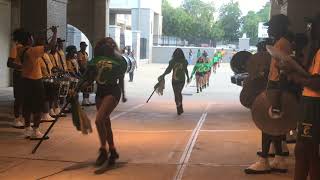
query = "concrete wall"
xmin=0 ymin=0 xmax=11 ymax=87
xmin=47 ymin=0 xmax=67 ymax=40
xmin=20 ymin=0 xmax=67 ymax=39
xmin=152 ymin=46 xmax=217 ymax=64
xmin=67 ymin=0 xmax=110 ymax=46
xmin=131 ymin=8 xmax=154 ymax=60
xmin=110 ymin=0 xmax=161 ymax=14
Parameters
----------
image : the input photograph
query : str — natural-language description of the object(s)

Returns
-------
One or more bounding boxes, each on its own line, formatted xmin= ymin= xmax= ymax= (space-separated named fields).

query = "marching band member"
xmin=18 ymin=26 xmax=57 ymax=139
xmin=287 ymin=14 xmax=320 ymax=180
xmin=66 ymin=45 xmax=81 ymax=78
xmin=48 ymin=45 xmax=62 ymax=116
xmin=77 ymin=41 xmax=93 ymax=106
xmin=57 ymin=38 xmax=68 ymax=72
xmin=202 ymin=51 xmax=211 ymax=88
xmin=63 ymin=45 xmax=81 ymax=113
xmin=77 ymin=37 xmax=127 ymax=171
xmin=158 ymin=48 xmax=190 ymax=115
xmin=245 ymin=14 xmax=293 ymax=174
xmin=7 ymin=28 xmax=25 ymax=128
xmin=40 ymin=49 xmax=55 ymax=121
xmin=190 ymin=57 xmax=205 ymax=93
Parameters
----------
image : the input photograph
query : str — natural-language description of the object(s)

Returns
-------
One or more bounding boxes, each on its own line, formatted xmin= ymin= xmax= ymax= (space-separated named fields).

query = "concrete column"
xmin=287 ymin=0 xmax=319 ymax=32
xmin=11 ymin=0 xmax=20 ymax=31
xmin=0 ymin=0 xmax=11 ymax=87
xmin=47 ymin=0 xmax=67 ymax=40
xmin=109 ymin=25 xmax=121 ymax=47
xmin=105 ymin=0 xmax=110 ymax=37
xmin=132 ymin=8 xmax=154 ymax=61
xmin=93 ymin=0 xmax=109 ymax=45
xmin=270 ymin=0 xmax=281 ymax=16
xmin=132 ymin=30 xmax=141 ymax=61
xmin=110 ymin=13 xmax=117 ymax=25
xmin=21 ymin=0 xmax=67 ymax=40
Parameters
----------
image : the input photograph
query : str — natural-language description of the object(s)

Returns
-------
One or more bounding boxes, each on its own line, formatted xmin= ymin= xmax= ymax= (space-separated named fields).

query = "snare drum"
xmin=43 ymin=77 xmax=56 ymax=99
xmin=82 ymin=82 xmax=94 ymax=94
xmin=57 ymin=80 xmax=70 ymax=98
xmin=69 ymin=78 xmax=79 ymax=95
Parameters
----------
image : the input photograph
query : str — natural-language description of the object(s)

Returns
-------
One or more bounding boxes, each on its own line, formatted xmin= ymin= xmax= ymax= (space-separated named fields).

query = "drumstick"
xmin=32 ymin=102 xmax=69 ymax=154
xmin=33 ymin=78 xmax=83 ymax=154
xmin=146 ymin=88 xmax=157 ymax=103
xmin=146 ymin=80 xmax=163 ymax=103
xmin=266 ymin=45 xmax=311 ymax=77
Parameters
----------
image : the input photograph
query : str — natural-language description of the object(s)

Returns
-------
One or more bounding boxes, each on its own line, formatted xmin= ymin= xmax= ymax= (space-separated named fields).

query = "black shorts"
xmin=196 ymin=72 xmax=204 ymax=77
xmin=96 ymin=84 xmax=121 ymax=102
xmin=43 ymin=79 xmax=57 ymax=101
xmin=13 ymin=71 xmax=23 ymax=100
xmin=22 ymin=78 xmax=45 ymax=113
xmin=298 ymin=96 xmax=320 ymax=144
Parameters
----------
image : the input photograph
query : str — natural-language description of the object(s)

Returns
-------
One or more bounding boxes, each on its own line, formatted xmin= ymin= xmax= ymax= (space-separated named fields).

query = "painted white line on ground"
xmin=111 ymin=104 xmax=144 ymax=120
xmin=200 ymin=129 xmax=249 ymax=132
xmin=113 ymin=130 xmax=193 ymax=133
xmin=174 ymin=104 xmax=210 ymax=180
xmin=34 ymin=104 xmax=145 ymax=153
xmin=194 ymin=163 xmax=251 ymax=167
xmin=112 ymin=129 xmax=250 ymax=133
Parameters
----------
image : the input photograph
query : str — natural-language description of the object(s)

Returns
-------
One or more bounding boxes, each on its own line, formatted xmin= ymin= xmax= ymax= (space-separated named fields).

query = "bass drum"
xmin=240 ymin=76 xmax=268 ymax=109
xmin=230 ymin=51 xmax=252 ymax=74
xmin=251 ymin=91 xmax=301 ymax=136
xmin=122 ymin=55 xmax=136 ymax=73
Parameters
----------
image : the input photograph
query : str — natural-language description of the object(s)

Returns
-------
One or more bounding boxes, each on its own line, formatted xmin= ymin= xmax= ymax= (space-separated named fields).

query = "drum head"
xmin=246 ymin=52 xmax=271 ymax=79
xmin=240 ymin=76 xmax=268 ymax=109
xmin=230 ymin=51 xmax=252 ymax=74
xmin=251 ymin=91 xmax=301 ymax=136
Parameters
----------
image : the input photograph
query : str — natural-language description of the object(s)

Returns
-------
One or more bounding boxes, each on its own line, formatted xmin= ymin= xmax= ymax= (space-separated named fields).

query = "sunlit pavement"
xmin=0 ymin=63 xmax=295 ymax=180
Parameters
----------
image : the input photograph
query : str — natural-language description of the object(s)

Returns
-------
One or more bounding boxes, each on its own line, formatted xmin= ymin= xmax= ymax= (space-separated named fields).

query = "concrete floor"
xmin=0 ymin=63 xmax=296 ymax=180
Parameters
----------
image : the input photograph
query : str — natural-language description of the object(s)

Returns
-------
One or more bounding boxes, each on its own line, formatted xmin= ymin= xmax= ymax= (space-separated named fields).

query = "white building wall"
xmin=110 ymin=0 xmax=161 ymax=14
xmin=0 ymin=0 xmax=11 ymax=87
xmin=152 ymin=46 xmax=217 ymax=64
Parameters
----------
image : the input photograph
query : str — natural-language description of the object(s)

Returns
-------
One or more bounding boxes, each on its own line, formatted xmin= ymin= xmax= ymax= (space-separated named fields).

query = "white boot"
xmin=54 ymin=107 xmax=61 ymax=115
xmin=30 ymin=128 xmax=43 ymax=139
xmin=82 ymin=98 xmax=90 ymax=106
xmin=270 ymin=155 xmax=288 ymax=173
xmin=244 ymin=157 xmax=271 ymax=174
xmin=49 ymin=108 xmax=56 ymax=117
xmin=24 ymin=126 xmax=33 ymax=138
xmin=41 ymin=113 xmax=55 ymax=121
xmin=286 ymin=130 xmax=297 ymax=143
xmin=282 ymin=141 xmax=289 ymax=156
xmin=270 ymin=142 xmax=275 ymax=156
xmin=12 ymin=116 xmax=24 ymax=128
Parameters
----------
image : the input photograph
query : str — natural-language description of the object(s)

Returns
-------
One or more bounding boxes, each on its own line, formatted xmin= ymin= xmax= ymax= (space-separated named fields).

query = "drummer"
xmin=66 ymin=45 xmax=81 ymax=78
xmin=18 ymin=26 xmax=57 ymax=139
xmin=77 ymin=41 xmax=93 ymax=106
xmin=57 ymin=38 xmax=68 ymax=72
xmin=245 ymin=14 xmax=293 ymax=174
xmin=39 ymin=46 xmax=55 ymax=121
xmin=7 ymin=28 xmax=25 ymax=128
xmin=63 ymin=45 xmax=81 ymax=113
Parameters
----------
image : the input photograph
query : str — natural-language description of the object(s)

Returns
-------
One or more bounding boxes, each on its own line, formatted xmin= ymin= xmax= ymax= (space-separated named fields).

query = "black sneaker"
xmin=177 ymin=105 xmax=183 ymax=115
xmin=200 ymin=87 xmax=202 ymax=92
xmin=96 ymin=148 xmax=108 ymax=166
xmin=108 ymin=149 xmax=119 ymax=166
xmin=197 ymin=89 xmax=199 ymax=93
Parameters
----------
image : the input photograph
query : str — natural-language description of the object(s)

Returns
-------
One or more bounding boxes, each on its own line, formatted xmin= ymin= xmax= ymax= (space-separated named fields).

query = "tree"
xmin=162 ymin=0 xmax=224 ymax=45
xmin=241 ymin=11 xmax=260 ymax=45
xmin=241 ymin=2 xmax=271 ymax=45
xmin=218 ymin=1 xmax=242 ymax=43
